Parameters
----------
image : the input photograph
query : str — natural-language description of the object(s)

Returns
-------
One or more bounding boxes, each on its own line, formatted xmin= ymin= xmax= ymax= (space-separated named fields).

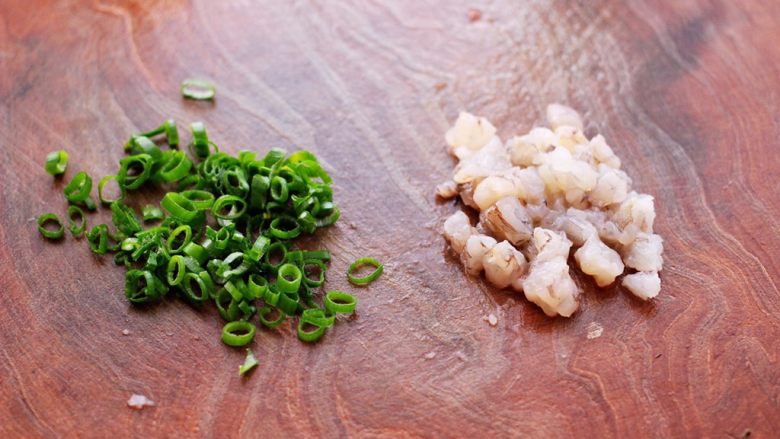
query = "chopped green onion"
xmin=270 ymin=176 xmax=288 ymax=202
xmin=33 ymin=118 xmax=348 ymax=358
xmin=247 ymin=274 xmax=268 ymax=300
xmin=164 ymin=119 xmax=179 ymax=147
xmin=166 ymin=255 xmax=186 ymax=286
xmin=110 ymin=201 xmax=142 ymax=236
xmin=269 ymin=216 xmax=300 ymax=239
xmin=118 ymin=154 xmax=153 ymax=190
xmin=182 ymin=271 xmax=212 ymax=302
xmin=63 ymin=171 xmax=92 ymax=203
xmin=212 ymin=195 xmax=246 ymax=220
xmin=276 ymin=290 xmax=300 ymax=315
xmin=181 ymin=79 xmax=216 ymax=100
xmin=45 ymin=150 xmax=69 ymax=176
xmin=142 ymin=205 xmax=164 ymax=222
xmin=301 ymin=308 xmax=336 ymax=327
xmin=87 ymin=224 xmax=109 ymax=254
xmin=239 ymin=349 xmax=259 ymax=376
xmin=258 ymin=305 xmax=285 ymax=328
xmin=37 ymin=213 xmax=64 ymax=239
xmin=297 ymin=317 xmax=327 ymax=343
xmin=221 ymin=320 xmax=255 ymax=347
xmin=125 ymin=269 xmax=166 ymax=303
xmin=98 ymin=175 xmax=124 ymax=204
xmin=189 ymin=122 xmax=210 ymax=159
xmin=128 ymin=136 xmax=163 ymax=163
xmin=66 ymin=205 xmax=87 ymax=237
xmin=166 ymin=224 xmax=192 ymax=254
xmin=324 ymin=291 xmax=357 ymax=314
xmin=181 ymin=190 xmax=214 ymax=211
xmin=157 ymin=151 xmax=192 ymax=182
xmin=160 ymin=192 xmax=199 ymax=222
xmin=302 ymin=259 xmax=327 ymax=287
xmin=347 ymin=257 xmax=383 ymax=285
xmin=302 ymin=250 xmax=331 ymax=261
xmin=277 ymin=263 xmax=302 ymax=293
xmin=263 ymin=242 xmax=287 ymax=270
xmin=215 ymin=288 xmax=239 ymax=321
xmin=83 ymin=196 xmax=98 ymax=212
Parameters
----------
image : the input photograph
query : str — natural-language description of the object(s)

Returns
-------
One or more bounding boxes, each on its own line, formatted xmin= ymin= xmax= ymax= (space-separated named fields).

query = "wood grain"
xmin=1 ymin=0 xmax=779 ymax=437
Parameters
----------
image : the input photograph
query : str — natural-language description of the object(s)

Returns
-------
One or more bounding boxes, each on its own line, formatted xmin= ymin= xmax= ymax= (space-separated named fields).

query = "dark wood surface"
xmin=1 ymin=1 xmax=779 ymax=437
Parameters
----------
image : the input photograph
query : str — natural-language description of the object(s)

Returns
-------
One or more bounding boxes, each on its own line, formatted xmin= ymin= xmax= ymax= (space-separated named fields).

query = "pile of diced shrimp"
xmin=438 ymin=104 xmax=663 ymax=317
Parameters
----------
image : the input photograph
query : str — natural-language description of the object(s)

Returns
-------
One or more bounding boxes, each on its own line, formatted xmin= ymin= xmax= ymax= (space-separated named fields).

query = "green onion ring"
xmin=97 ymin=175 xmax=124 ymax=205
xmin=258 ymin=305 xmax=285 ymax=328
xmin=324 ymin=291 xmax=357 ymax=314
xmin=37 ymin=213 xmax=64 ymax=239
xmin=301 ymin=308 xmax=335 ymax=327
xmin=182 ymin=271 xmax=211 ymax=302
xmin=347 ymin=257 xmax=383 ymax=285
xmin=269 ymin=216 xmax=300 ymax=239
xmin=247 ymin=274 xmax=268 ymax=300
xmin=164 ymin=118 xmax=179 ymax=147
xmin=44 ymin=150 xmax=69 ymax=176
xmin=125 ymin=269 xmax=165 ymax=303
xmin=181 ymin=79 xmax=216 ymax=100
xmin=277 ymin=263 xmax=302 ymax=294
xmin=158 ymin=150 xmax=192 ymax=182
xmin=221 ymin=168 xmax=249 ymax=197
xmin=297 ymin=317 xmax=327 ymax=343
xmin=189 ymin=121 xmax=210 ymax=159
xmin=215 ymin=288 xmax=239 ymax=321
xmin=315 ymin=206 xmax=340 ymax=228
xmin=86 ymin=224 xmax=109 ymax=254
xmin=160 ymin=192 xmax=198 ymax=222
xmin=302 ymin=259 xmax=327 ymax=287
xmin=180 ymin=190 xmax=214 ymax=211
xmin=221 ymin=321 xmax=255 ymax=347
xmin=66 ymin=205 xmax=87 ymax=237
xmin=263 ymin=242 xmax=287 ymax=270
xmin=118 ymin=154 xmax=153 ymax=190
xmin=63 ymin=171 xmax=92 ymax=203
xmin=166 ymin=255 xmax=186 ymax=286
xmin=270 ymin=176 xmax=288 ymax=202
xmin=212 ymin=195 xmax=246 ymax=220
xmin=276 ymin=290 xmax=300 ymax=316
xmin=166 ymin=224 xmax=192 ymax=254
xmin=263 ymin=284 xmax=281 ymax=306
xmin=129 ymin=136 xmax=163 ymax=163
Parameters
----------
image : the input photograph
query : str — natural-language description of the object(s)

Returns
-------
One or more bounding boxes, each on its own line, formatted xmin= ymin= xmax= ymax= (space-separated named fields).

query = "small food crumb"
xmin=434 ymin=82 xmax=447 ymax=91
xmin=424 ymin=351 xmax=437 ymax=359
xmin=122 ymin=329 xmax=130 ymax=336
xmin=468 ymin=8 xmax=482 ymax=22
xmin=586 ymin=322 xmax=603 ymax=339
xmin=455 ymin=351 xmax=468 ymax=361
xmin=487 ymin=313 xmax=498 ymax=326
xmin=127 ymin=393 xmax=155 ymax=409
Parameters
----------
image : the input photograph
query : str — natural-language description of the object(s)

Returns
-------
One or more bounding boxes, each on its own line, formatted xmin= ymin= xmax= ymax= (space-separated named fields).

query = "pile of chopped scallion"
xmin=37 ymin=117 xmax=383 ymax=354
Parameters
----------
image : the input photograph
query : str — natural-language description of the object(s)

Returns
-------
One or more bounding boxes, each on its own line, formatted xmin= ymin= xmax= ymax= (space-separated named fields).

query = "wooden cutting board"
xmin=1 ymin=1 xmax=778 ymax=437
